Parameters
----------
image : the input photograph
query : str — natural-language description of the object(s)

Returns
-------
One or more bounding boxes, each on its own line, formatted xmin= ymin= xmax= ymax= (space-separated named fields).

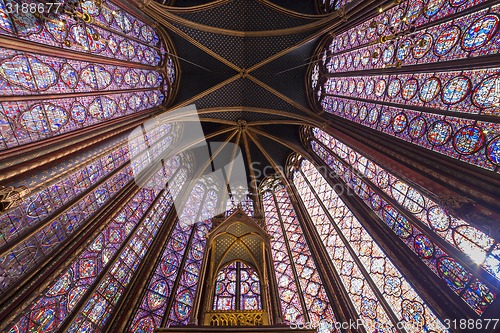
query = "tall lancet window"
xmin=311 ymin=0 xmax=500 ymax=172
xmin=5 ymin=149 xmax=189 ymax=333
xmin=166 ymin=177 xmax=218 ymax=327
xmin=309 ymin=127 xmax=498 ymax=314
xmin=126 ymin=175 xmax=219 ymax=332
xmin=213 ymin=261 xmax=262 ymax=311
xmin=1 ymin=2 xmax=178 ymax=332
xmin=261 ymin=179 xmax=338 ymax=332
xmin=291 ymin=156 xmax=447 ymax=333
xmin=0 ymin=0 xmax=176 ymax=150
xmin=0 ymin=120 xmax=180 ymax=301
xmin=225 ymin=183 xmax=254 ymax=217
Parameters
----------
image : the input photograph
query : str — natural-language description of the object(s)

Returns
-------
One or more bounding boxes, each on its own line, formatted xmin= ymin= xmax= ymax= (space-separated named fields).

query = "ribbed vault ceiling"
xmin=144 ymin=0 xmax=338 ymax=187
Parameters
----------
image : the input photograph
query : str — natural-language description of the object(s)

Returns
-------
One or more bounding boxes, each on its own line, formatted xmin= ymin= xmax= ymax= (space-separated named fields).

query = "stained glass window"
xmin=5 ymin=161 xmax=179 ymax=333
xmin=213 ymin=261 xmax=262 ymax=311
xmin=309 ymin=127 xmax=498 ymax=314
xmin=126 ymin=175 xmax=219 ymax=332
xmin=311 ymin=0 xmax=500 ymax=172
xmin=0 ymin=4 xmax=178 ymax=327
xmin=125 ymin=167 xmax=191 ymax=333
xmin=0 ymin=161 xmax=133 ymax=291
xmin=66 ymin=190 xmax=175 ymax=332
xmin=0 ymin=120 xmax=180 ymax=295
xmin=225 ymin=184 xmax=254 ymax=217
xmin=291 ymin=156 xmax=448 ymax=332
xmin=239 ymin=263 xmax=261 ymax=310
xmin=261 ymin=179 xmax=338 ymax=331
xmin=0 ymin=0 xmax=177 ymax=150
xmin=166 ymin=177 xmax=219 ymax=326
xmin=317 ymin=0 xmax=354 ymax=12
xmin=214 ymin=262 xmax=238 ymax=311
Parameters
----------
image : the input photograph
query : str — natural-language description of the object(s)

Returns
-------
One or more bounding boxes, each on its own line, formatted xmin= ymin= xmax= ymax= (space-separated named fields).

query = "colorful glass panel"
xmin=461 ymin=14 xmax=499 ymax=51
xmin=126 ymin=167 xmax=191 ymax=333
xmin=293 ymin=157 xmax=447 ymax=332
xmin=262 ymin=190 xmax=304 ymax=324
xmin=66 ymin=188 xmax=174 ymax=332
xmin=214 ymin=262 xmax=238 ymax=311
xmin=0 ymin=0 xmax=163 ymax=65
xmin=311 ymin=128 xmax=498 ymax=314
xmin=0 ymin=0 xmax=176 ymax=151
xmin=5 ymin=168 xmax=169 ymax=333
xmin=225 ymin=184 xmax=254 ymax=217
xmin=0 ymin=122 xmax=179 ymax=293
xmin=322 ymin=5 xmax=499 ymax=73
xmin=434 ymin=25 xmax=461 ymax=56
xmin=319 ymin=92 xmax=500 ymax=171
xmin=322 ymin=0 xmax=494 ymax=57
xmin=166 ymin=178 xmax=218 ymax=326
xmin=262 ymin=185 xmax=337 ymax=329
xmin=239 ymin=263 xmax=261 ymax=311
xmin=212 ymin=260 xmax=262 ymax=312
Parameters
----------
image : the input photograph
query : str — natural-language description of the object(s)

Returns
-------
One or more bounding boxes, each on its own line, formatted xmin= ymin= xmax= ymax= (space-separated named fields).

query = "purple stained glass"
xmin=452 ymin=126 xmax=486 ymax=154
xmin=402 ymin=78 xmax=419 ymax=100
xmin=419 ymin=77 xmax=441 ymax=102
xmin=0 ymin=54 xmax=58 ymax=90
xmin=413 ymin=33 xmax=433 ymax=58
xmin=0 ymin=0 xmax=163 ymax=65
xmin=64 ymin=166 xmax=178 ymax=332
xmin=262 ymin=185 xmax=337 ymax=327
xmin=310 ymin=128 xmax=498 ymax=313
xmin=0 ymin=144 xmax=131 ymax=291
xmin=427 ymin=121 xmax=453 ymax=146
xmin=450 ymin=0 xmax=468 ymax=7
xmin=0 ymin=90 xmax=165 ymax=150
xmin=127 ymin=166 xmax=191 ymax=332
xmin=387 ymin=78 xmax=401 ymax=98
xmin=0 ymin=0 xmax=175 ymax=152
xmin=414 ymin=234 xmax=435 ymax=258
xmin=437 ymin=257 xmax=471 ymax=290
xmin=486 ymin=136 xmax=500 ymax=165
xmin=5 ymin=182 xmax=162 ymax=333
xmin=461 ymin=14 xmax=499 ymax=51
xmin=425 ymin=0 xmax=447 ymax=18
xmin=392 ymin=113 xmax=408 ymax=133
xmin=408 ymin=116 xmax=427 ymax=139
xmin=434 ymin=25 xmax=461 ymax=56
xmin=319 ymin=4 xmax=500 ymax=76
xmin=442 ymin=75 xmax=471 ymax=105
xmin=293 ymin=157 xmax=447 ymax=332
xmin=472 ymin=74 xmax=500 ymax=108
xmin=213 ymin=262 xmax=238 ymax=311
